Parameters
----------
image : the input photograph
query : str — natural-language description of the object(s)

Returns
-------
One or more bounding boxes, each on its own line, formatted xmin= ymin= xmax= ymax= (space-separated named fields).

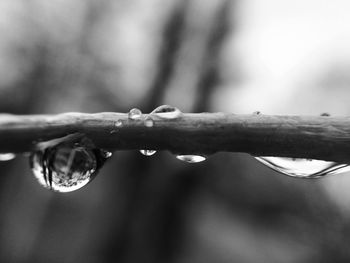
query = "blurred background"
xmin=1 ymin=0 xmax=350 ymax=262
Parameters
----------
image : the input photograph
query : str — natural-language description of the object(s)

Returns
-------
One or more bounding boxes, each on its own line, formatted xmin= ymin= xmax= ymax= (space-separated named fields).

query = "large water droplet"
xmin=144 ymin=116 xmax=154 ymax=127
xmin=255 ymin=157 xmax=350 ymax=178
xmin=128 ymin=108 xmax=142 ymax=120
xmin=151 ymin=105 xmax=182 ymax=119
xmin=30 ymin=137 xmax=107 ymax=192
xmin=176 ymin=155 xmax=206 ymax=163
xmin=140 ymin=149 xmax=156 ymax=156
xmin=0 ymin=153 xmax=16 ymax=161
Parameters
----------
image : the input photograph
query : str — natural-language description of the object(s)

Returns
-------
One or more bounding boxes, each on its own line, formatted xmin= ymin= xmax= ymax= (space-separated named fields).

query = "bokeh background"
xmin=1 ymin=0 xmax=350 ymax=262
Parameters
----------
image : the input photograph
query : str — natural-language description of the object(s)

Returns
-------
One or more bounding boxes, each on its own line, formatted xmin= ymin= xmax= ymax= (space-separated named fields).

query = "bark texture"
xmin=0 ymin=113 xmax=350 ymax=163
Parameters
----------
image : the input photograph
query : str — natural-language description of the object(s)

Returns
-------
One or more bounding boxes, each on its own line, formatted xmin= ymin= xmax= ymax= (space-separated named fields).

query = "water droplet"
xmin=29 ymin=138 xmax=107 ymax=192
xmin=253 ymin=111 xmax=261 ymax=115
xmin=128 ymin=108 xmax=142 ymax=120
xmin=101 ymin=150 xmax=113 ymax=158
xmin=151 ymin=105 xmax=182 ymax=119
xmin=176 ymin=155 xmax=206 ymax=163
xmin=144 ymin=116 xmax=154 ymax=127
xmin=115 ymin=120 xmax=123 ymax=127
xmin=0 ymin=153 xmax=16 ymax=161
xmin=255 ymin=157 xmax=350 ymax=178
xmin=140 ymin=149 xmax=156 ymax=156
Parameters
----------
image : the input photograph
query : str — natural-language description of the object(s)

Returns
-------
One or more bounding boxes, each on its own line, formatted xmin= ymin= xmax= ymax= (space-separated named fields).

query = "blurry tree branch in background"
xmin=144 ymin=0 xmax=188 ymax=112
xmin=193 ymin=0 xmax=231 ymax=113
xmin=1 ymin=113 xmax=350 ymax=163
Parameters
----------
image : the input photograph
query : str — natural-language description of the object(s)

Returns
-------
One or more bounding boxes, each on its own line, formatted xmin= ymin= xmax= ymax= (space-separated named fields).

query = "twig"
xmin=0 ymin=112 xmax=350 ymax=163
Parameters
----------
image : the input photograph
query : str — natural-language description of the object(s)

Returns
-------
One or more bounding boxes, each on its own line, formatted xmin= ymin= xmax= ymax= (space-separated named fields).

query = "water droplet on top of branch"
xmin=151 ymin=105 xmax=182 ymax=119
xmin=128 ymin=108 xmax=142 ymax=120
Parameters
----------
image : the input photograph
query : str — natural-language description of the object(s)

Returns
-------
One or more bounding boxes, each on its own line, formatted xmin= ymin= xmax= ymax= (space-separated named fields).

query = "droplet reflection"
xmin=151 ymin=105 xmax=182 ymax=119
xmin=30 ymin=137 xmax=108 ymax=192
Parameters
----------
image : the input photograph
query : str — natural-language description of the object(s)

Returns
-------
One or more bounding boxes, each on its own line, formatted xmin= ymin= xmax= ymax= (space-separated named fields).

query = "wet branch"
xmin=1 ymin=112 xmax=350 ymax=163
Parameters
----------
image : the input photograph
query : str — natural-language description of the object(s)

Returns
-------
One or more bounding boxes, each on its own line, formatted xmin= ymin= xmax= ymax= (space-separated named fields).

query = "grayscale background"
xmin=1 ymin=0 xmax=350 ymax=262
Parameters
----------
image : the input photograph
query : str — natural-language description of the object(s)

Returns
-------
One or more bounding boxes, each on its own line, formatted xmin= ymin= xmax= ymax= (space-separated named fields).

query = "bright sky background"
xmin=216 ymin=0 xmax=350 ymax=115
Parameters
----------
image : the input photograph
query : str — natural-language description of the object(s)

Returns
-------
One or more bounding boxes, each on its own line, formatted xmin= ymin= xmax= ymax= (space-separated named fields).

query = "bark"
xmin=0 ymin=112 xmax=350 ymax=163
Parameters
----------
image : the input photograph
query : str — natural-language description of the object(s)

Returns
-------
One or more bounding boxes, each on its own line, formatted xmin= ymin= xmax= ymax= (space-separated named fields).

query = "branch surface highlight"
xmin=1 ymin=112 xmax=350 ymax=163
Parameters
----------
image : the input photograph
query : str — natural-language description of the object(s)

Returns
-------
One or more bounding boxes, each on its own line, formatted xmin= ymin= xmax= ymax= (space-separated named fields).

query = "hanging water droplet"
xmin=0 ymin=153 xmax=16 ymax=161
xmin=144 ymin=116 xmax=154 ymax=127
xmin=151 ymin=105 xmax=182 ymax=119
xmin=101 ymin=150 xmax=113 ymax=158
xmin=29 ymin=137 xmax=107 ymax=192
xmin=128 ymin=108 xmax=142 ymax=120
xmin=176 ymin=155 xmax=206 ymax=163
xmin=115 ymin=119 xmax=123 ymax=127
xmin=140 ymin=149 xmax=156 ymax=156
xmin=255 ymin=157 xmax=350 ymax=178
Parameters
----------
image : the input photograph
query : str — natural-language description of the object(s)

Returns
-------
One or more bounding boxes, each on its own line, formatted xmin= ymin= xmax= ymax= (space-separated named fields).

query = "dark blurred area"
xmin=2 ymin=0 xmax=350 ymax=262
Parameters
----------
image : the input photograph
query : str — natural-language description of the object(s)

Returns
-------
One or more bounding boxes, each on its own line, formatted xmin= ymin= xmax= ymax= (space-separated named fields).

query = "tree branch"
xmin=0 ymin=112 xmax=350 ymax=163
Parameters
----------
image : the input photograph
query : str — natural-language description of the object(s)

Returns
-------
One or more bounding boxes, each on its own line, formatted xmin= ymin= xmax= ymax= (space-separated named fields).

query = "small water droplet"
xmin=30 ymin=137 xmax=107 ymax=192
xmin=255 ymin=157 xmax=350 ymax=178
xmin=144 ymin=116 xmax=154 ymax=127
xmin=151 ymin=105 xmax=182 ymax=119
xmin=140 ymin=149 xmax=156 ymax=156
xmin=0 ymin=153 xmax=16 ymax=161
xmin=128 ymin=108 xmax=142 ymax=120
xmin=115 ymin=120 xmax=123 ymax=127
xmin=101 ymin=150 xmax=113 ymax=158
xmin=253 ymin=111 xmax=261 ymax=115
xmin=176 ymin=155 xmax=206 ymax=163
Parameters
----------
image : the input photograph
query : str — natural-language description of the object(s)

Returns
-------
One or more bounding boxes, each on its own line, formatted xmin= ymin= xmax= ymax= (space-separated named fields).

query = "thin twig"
xmin=0 ymin=113 xmax=350 ymax=163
